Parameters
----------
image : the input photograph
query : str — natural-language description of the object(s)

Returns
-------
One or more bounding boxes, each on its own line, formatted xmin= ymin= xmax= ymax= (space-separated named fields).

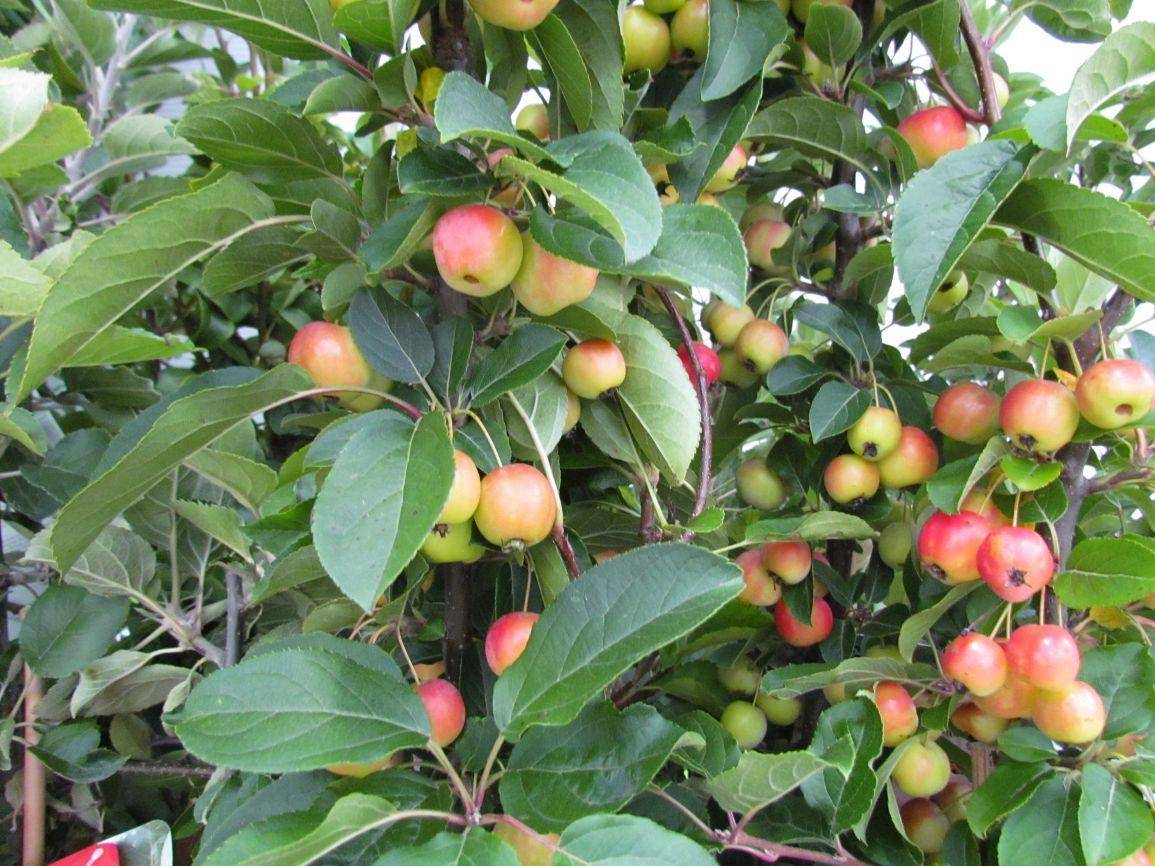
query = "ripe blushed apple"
xmin=762 ymin=540 xmax=811 ymax=585
xmin=719 ymin=348 xmax=760 ymax=387
xmin=1000 ymin=378 xmax=1080 ymax=454
xmin=935 ymin=777 xmax=972 ymax=823
xmin=721 ymin=700 xmax=768 ymax=749
xmin=737 ymin=548 xmax=782 ymax=606
xmin=873 ymin=681 xmax=918 ymax=747
xmin=563 ymin=389 xmax=581 ymax=433
xmin=952 ymin=702 xmax=1009 ymax=743
xmin=1031 ymin=680 xmax=1106 ymax=744
xmin=705 ymin=145 xmax=747 ymax=193
xmin=1075 ymin=358 xmax=1155 ymax=429
xmin=440 ymin=449 xmax=482 ymax=524
xmin=934 ymin=382 xmax=1001 ymax=444
xmin=942 ymin=631 xmax=1007 ymax=696
xmin=734 ymin=319 xmax=789 ymax=374
xmin=288 ymin=322 xmax=388 ymax=411
xmin=1004 ymin=624 xmax=1080 ymax=692
xmin=847 ymin=406 xmax=902 ymax=461
xmin=878 ymin=522 xmax=912 ymax=566
xmin=892 ymin=739 xmax=951 ymax=797
xmin=977 ymin=526 xmax=1055 ymax=602
xmin=432 ymin=204 xmax=524 ymax=296
xmin=677 ymin=341 xmax=721 ymax=385
xmin=927 ymin=271 xmax=969 ymax=313
xmin=897 ymin=106 xmax=969 ymax=169
xmin=705 ymin=301 xmax=756 ymax=346
xmin=718 ymin=657 xmax=761 ymax=694
xmin=326 ymin=752 xmax=400 ymax=777
xmin=510 ymin=233 xmax=599 ymax=316
xmin=973 ymin=670 xmax=1036 ymax=719
xmin=877 ymin=426 xmax=938 ymax=488
xmin=494 ymin=821 xmax=558 ymax=866
xmin=417 ymin=678 xmax=466 ymax=746
xmin=901 ymin=799 xmax=951 ymax=855
xmin=562 ymin=339 xmax=627 ymax=398
xmin=774 ymin=596 xmax=834 ymax=647
xmin=474 ymin=463 xmax=557 ymax=547
xmin=736 ymin=459 xmax=787 ymax=510
xmin=745 ymin=219 xmax=791 ymax=272
xmin=670 ymin=0 xmax=708 ymax=60
xmin=960 ymin=488 xmax=1013 ymax=528
xmin=485 ymin=611 xmax=539 ymax=674
xmin=756 ymin=692 xmax=802 ymax=725
xmin=622 ymin=6 xmax=671 ymax=74
xmin=740 ymin=201 xmax=783 ymax=230
xmin=823 ymin=454 xmax=881 ymax=504
xmin=515 ymin=103 xmax=549 ymax=140
xmin=467 ymin=0 xmax=559 ymax=30
xmin=422 ymin=520 xmax=486 ymax=563
xmin=917 ymin=510 xmax=992 ymax=584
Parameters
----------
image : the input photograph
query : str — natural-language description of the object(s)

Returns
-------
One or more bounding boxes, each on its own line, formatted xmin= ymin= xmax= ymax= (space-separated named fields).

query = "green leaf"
xmin=174 ymin=500 xmax=252 ymax=561
xmin=531 ymin=17 xmax=594 ymax=132
xmin=0 ymin=406 xmax=47 ymax=455
xmin=548 ymin=0 xmax=625 ymax=131
xmin=1067 ymin=22 xmax=1155 ymax=152
xmin=893 ymin=140 xmax=1033 ymax=321
xmin=766 ymin=354 xmax=829 ymax=395
xmin=397 ymin=147 xmax=489 ymax=198
xmin=0 ymin=238 xmax=50 ymax=315
xmin=760 ymin=657 xmax=940 ymax=699
xmin=177 ymin=99 xmax=343 ymax=184
xmin=333 ymin=0 xmax=417 ymax=54
xmin=29 ymin=721 xmax=127 ymax=783
xmin=202 ymin=224 xmax=309 ymax=297
xmin=434 ymin=71 xmax=551 ymax=162
xmin=708 ymin=751 xmax=832 ymax=813
xmin=801 ymin=699 xmax=884 ymax=833
xmin=794 ymin=300 xmax=881 ymax=363
xmin=996 ymin=306 xmax=1101 ymax=345
xmin=808 ymin=380 xmax=871 ymax=442
xmin=703 ymin=0 xmax=789 ymax=100
xmin=499 ymin=135 xmax=662 ymax=263
xmin=174 ymin=640 xmax=429 ymax=772
xmin=671 ymin=710 xmax=740 ymax=777
xmin=1080 ymin=644 xmax=1155 ymax=739
xmin=555 ymin=814 xmax=716 ymax=866
xmin=13 ymin=173 xmax=275 ymax=402
xmin=1078 ymin=763 xmax=1153 ymax=866
xmin=20 ymin=585 xmax=129 ymax=678
xmin=998 ymin=775 xmax=1083 ymax=866
xmin=184 ymin=449 xmax=278 ymax=512
xmin=500 ymin=702 xmax=686 ymax=832
xmin=1021 ymin=0 xmax=1110 ymax=43
xmin=1000 ymin=455 xmax=1062 ymax=492
xmin=90 ymin=0 xmax=340 ymax=59
xmin=995 ymin=179 xmax=1155 ymax=305
xmin=615 ymin=314 xmax=701 ymax=483
xmin=467 ymin=324 xmax=567 ymax=408
xmin=67 ymin=326 xmax=196 ymax=367
xmin=898 ymin=581 xmax=979 ymax=661
xmin=27 ymin=525 xmax=156 ymax=602
xmin=745 ymin=511 xmax=878 ymax=542
xmin=1055 ymin=535 xmax=1155 ymax=607
xmin=430 ymin=317 xmax=474 ymax=403
xmin=996 ymin=727 xmax=1058 ymax=763
xmin=89 ymin=115 xmax=196 ymax=184
xmin=957 ymin=238 xmax=1057 ymax=294
xmin=492 ymin=543 xmax=742 ymax=737
xmin=348 ymin=287 xmax=434 ymax=385
xmin=50 ymin=365 xmax=309 ymax=573
xmin=908 ymin=0 xmax=960 ymax=66
xmin=746 ymin=96 xmax=875 ymax=187
xmin=967 ymin=761 xmax=1052 ymax=837
xmin=374 ymin=829 xmax=520 ymax=866
xmin=804 ymin=2 xmax=862 ymax=68
xmin=304 ymin=73 xmax=380 ymax=115
xmin=668 ymin=73 xmax=760 ymax=205
xmin=0 ymin=68 xmax=50 ymax=156
xmin=313 ymin=413 xmax=454 ymax=611
xmin=362 ymin=198 xmax=440 ymax=273
xmin=0 ymin=102 xmax=91 ymax=179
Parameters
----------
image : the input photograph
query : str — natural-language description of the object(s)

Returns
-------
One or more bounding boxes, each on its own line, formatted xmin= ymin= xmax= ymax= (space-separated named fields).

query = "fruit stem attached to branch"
xmin=655 ymin=285 xmax=713 ymax=522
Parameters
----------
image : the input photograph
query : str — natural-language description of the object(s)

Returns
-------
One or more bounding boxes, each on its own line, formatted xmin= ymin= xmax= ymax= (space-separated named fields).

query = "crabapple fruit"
xmin=705 ymin=145 xmax=746 ymax=192
xmin=740 ymin=201 xmax=783 ymax=230
xmin=416 ymin=678 xmax=466 ymax=746
xmin=485 ymin=611 xmax=540 ymax=675
xmin=878 ymin=522 xmax=912 ymax=567
xmin=734 ymin=319 xmax=789 ymax=374
xmin=432 ymin=204 xmax=524 ymax=296
xmin=745 ymin=220 xmax=791 ymax=272
xmin=721 ymin=700 xmax=768 ymax=749
xmin=901 ymin=799 xmax=951 ymax=855
xmin=622 ymin=6 xmax=671 ymax=74
xmin=973 ymin=671 xmax=1036 ymax=719
xmin=1000 ymin=378 xmax=1080 ymax=454
xmin=719 ymin=349 xmax=760 ymax=387
xmin=934 ymin=382 xmax=1001 ymax=445
xmin=563 ymin=389 xmax=581 ymax=433
xmin=952 ymin=702 xmax=1010 ymax=743
xmin=935 ymin=777 xmax=973 ymax=823
xmin=1004 ymin=624 xmax=1080 ymax=692
xmin=823 ymin=454 xmax=881 ymax=504
xmin=718 ymin=657 xmax=761 ymax=695
xmin=847 ymin=406 xmax=903 ymax=461
xmin=762 ymin=540 xmax=812 ymax=585
xmin=440 ymin=449 xmax=481 ymax=524
xmin=468 ymin=0 xmax=558 ymax=30
xmin=421 ymin=521 xmax=486 ymax=564
xmin=705 ymin=301 xmax=756 ymax=346
xmin=1075 ymin=358 xmax=1155 ymax=429
xmin=960 ymin=488 xmax=1013 ymax=528
xmin=977 ymin=526 xmax=1055 ymax=603
xmin=670 ymin=0 xmax=709 ymax=59
xmin=562 ymin=339 xmax=627 ymax=398
xmin=877 ymin=426 xmax=939 ymax=488
xmin=737 ymin=459 xmax=787 ymax=511
xmin=892 ymin=739 xmax=951 ymax=798
xmin=774 ymin=597 xmax=834 ymax=647
xmin=1031 ymin=680 xmax=1106 ymax=744
xmin=677 ymin=341 xmax=722 ymax=386
xmin=756 ymin=692 xmax=802 ymax=726
xmin=898 ymin=105 xmax=969 ymax=169
xmin=474 ymin=463 xmax=557 ymax=547
xmin=514 ymin=103 xmax=549 ymax=140
xmin=927 ymin=271 xmax=969 ymax=313
xmin=510 ymin=234 xmax=599 ymax=316
xmin=737 ymin=549 xmax=782 ymax=606
xmin=288 ymin=322 xmax=388 ymax=412
xmin=917 ymin=510 xmax=992 ymax=584
xmin=873 ymin=681 xmax=919 ymax=747
xmin=942 ymin=631 xmax=1007 ymax=696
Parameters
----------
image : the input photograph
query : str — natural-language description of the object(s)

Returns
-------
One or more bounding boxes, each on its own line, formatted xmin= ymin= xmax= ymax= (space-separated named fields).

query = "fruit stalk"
xmin=656 ymin=285 xmax=713 ymax=521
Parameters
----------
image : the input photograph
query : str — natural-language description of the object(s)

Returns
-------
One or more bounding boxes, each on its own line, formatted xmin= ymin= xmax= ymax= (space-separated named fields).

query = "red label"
xmin=49 ymin=843 xmax=119 ymax=866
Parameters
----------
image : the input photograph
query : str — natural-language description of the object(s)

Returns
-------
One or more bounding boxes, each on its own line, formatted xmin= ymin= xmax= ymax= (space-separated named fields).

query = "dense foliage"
xmin=0 ymin=0 xmax=1153 ymax=863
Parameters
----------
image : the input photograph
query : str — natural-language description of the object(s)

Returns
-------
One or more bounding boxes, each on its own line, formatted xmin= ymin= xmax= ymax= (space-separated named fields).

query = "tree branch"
xmin=551 ymin=525 xmax=581 ymax=579
xmin=960 ymin=0 xmax=1002 ymax=126
xmin=224 ymin=568 xmax=246 ymax=666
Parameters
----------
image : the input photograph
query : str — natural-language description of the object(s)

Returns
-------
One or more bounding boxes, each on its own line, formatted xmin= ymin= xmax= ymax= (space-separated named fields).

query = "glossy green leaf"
xmin=804 ymin=2 xmax=861 ymax=68
xmin=21 ymin=584 xmax=129 ymax=678
xmin=1078 ymin=763 xmax=1153 ymax=866
xmin=997 ymin=775 xmax=1083 ymax=866
xmin=703 ymin=0 xmax=789 ymax=100
xmin=1055 ymin=535 xmax=1155 ymax=607
xmin=808 ymin=380 xmax=871 ymax=442
xmin=745 ymin=511 xmax=877 ymax=542
xmin=555 ymin=814 xmax=716 ymax=866
xmin=968 ymin=762 xmax=1052 ymax=837
xmin=1080 ymin=644 xmax=1155 ymax=739
xmin=708 ymin=751 xmax=832 ymax=813
xmin=1067 ymin=22 xmax=1155 ymax=151
xmin=374 ymin=829 xmax=520 ymax=866
xmin=898 ymin=582 xmax=980 ymax=661
xmin=348 ymin=287 xmax=435 ymax=385
xmin=434 ymin=72 xmax=551 ymax=161
xmin=801 ymin=699 xmax=884 ymax=833
xmin=467 ymin=324 xmax=567 ymax=408
xmin=746 ymin=96 xmax=875 ymax=186
xmin=333 ymin=0 xmax=418 ymax=54
xmin=794 ymin=300 xmax=882 ymax=363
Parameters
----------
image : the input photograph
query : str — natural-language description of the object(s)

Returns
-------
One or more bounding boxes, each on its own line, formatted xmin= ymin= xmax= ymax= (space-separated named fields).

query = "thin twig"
xmin=960 ymin=0 xmax=1002 ymax=125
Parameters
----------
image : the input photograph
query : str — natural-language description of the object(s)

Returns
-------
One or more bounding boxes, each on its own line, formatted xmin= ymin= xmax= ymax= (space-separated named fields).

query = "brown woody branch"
xmin=959 ymin=0 xmax=1002 ymax=126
